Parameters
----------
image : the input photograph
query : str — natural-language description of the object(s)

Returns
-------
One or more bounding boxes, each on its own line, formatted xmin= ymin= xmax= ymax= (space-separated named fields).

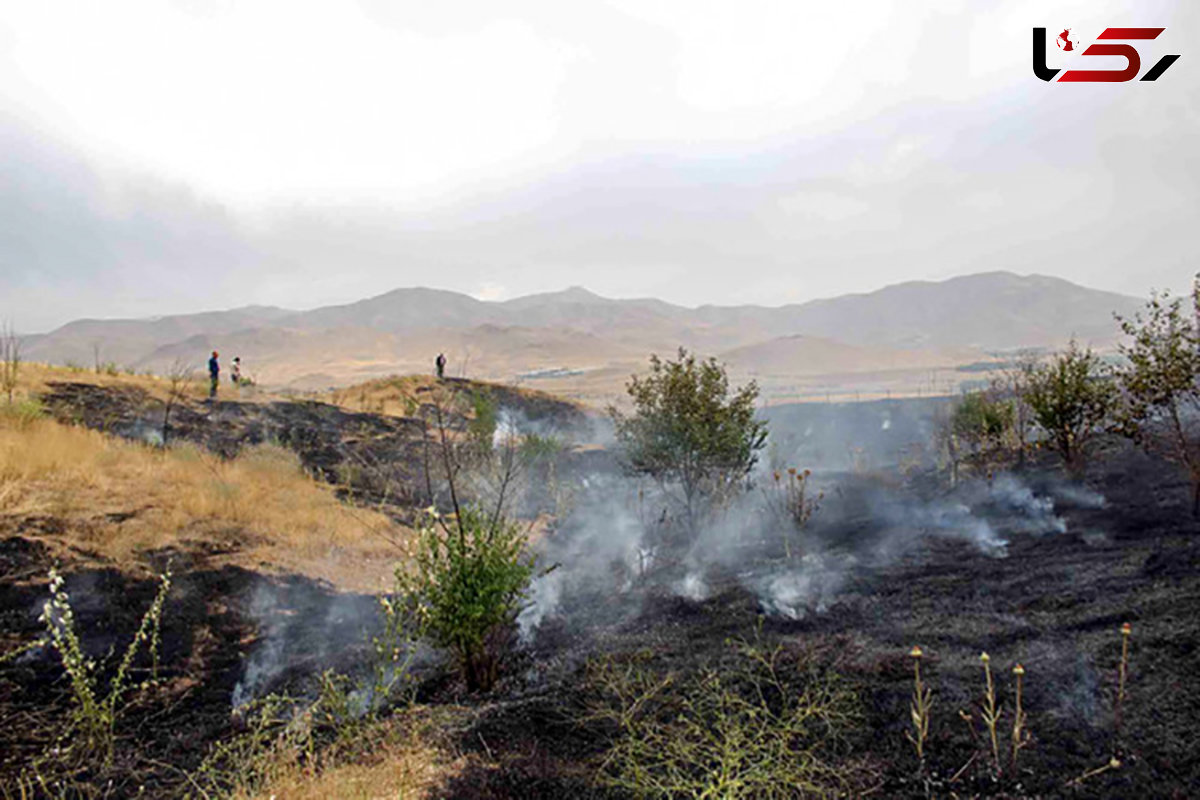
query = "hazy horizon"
xmin=4 ymin=1 xmax=1197 ymax=333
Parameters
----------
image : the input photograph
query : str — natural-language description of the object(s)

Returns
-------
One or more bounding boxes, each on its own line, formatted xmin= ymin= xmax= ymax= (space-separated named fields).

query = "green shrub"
xmin=468 ymin=388 xmax=498 ymax=451
xmin=36 ymin=566 xmax=171 ymax=764
xmin=941 ymin=390 xmax=1016 ymax=482
xmin=397 ymin=506 xmax=534 ymax=691
xmin=520 ymin=431 xmax=564 ymax=462
xmin=587 ymin=633 xmax=862 ymax=798
xmin=953 ymin=391 xmax=1014 ymax=445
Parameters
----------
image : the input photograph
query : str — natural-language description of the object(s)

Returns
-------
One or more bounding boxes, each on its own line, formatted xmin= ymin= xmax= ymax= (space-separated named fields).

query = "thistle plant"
xmin=766 ymin=467 xmax=822 ymax=559
xmin=905 ymin=645 xmax=933 ymax=764
xmin=1010 ymin=663 xmax=1028 ymax=772
xmin=38 ymin=565 xmax=172 ymax=763
xmin=979 ymin=652 xmax=1002 ymax=775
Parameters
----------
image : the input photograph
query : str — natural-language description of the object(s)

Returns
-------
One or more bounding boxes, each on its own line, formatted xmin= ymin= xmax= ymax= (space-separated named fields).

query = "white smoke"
xmin=232 ymin=584 xmax=286 ymax=707
xmin=754 ymin=552 xmax=854 ymax=619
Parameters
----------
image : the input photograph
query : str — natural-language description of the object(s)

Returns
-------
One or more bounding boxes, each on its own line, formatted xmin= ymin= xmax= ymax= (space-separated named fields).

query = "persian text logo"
xmin=1033 ymin=27 xmax=1180 ymax=82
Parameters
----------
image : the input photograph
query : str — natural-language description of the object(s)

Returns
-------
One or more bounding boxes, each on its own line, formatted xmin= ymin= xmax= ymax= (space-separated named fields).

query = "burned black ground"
xmin=3 ymin=386 xmax=1199 ymax=798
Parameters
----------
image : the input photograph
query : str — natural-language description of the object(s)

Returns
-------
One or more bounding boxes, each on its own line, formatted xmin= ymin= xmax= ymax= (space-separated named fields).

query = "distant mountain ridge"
xmin=25 ymin=271 xmax=1143 ymax=394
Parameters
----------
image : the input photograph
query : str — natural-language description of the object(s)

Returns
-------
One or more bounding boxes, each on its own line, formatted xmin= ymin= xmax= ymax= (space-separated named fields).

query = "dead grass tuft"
xmin=0 ymin=412 xmax=408 ymax=590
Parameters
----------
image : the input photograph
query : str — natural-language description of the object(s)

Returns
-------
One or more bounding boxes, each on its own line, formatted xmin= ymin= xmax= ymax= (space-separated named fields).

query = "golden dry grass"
xmin=233 ymin=707 xmax=474 ymax=800
xmin=16 ymin=362 xmax=195 ymax=404
xmin=329 ymin=374 xmax=431 ymax=418
xmin=240 ymin=740 xmax=448 ymax=800
xmin=0 ymin=410 xmax=408 ymax=591
xmin=326 ymin=373 xmax=591 ymax=418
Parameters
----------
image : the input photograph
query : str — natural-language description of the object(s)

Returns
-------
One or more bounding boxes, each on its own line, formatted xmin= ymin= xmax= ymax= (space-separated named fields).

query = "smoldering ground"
xmin=222 ymin=394 xmax=1096 ymax=707
xmin=515 ymin=464 xmax=1082 ymax=638
xmin=515 ymin=395 xmax=1094 ymax=642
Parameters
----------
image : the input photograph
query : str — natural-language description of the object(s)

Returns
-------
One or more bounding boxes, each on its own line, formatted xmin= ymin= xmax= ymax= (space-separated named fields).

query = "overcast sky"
xmin=2 ymin=0 xmax=1197 ymax=332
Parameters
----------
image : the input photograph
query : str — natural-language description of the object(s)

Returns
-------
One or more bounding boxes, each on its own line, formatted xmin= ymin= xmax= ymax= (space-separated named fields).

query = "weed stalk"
xmin=1113 ymin=622 xmax=1132 ymax=758
xmin=979 ymin=652 xmax=1002 ymax=775
xmin=905 ymin=645 xmax=932 ymax=766
xmin=1010 ymin=663 xmax=1028 ymax=772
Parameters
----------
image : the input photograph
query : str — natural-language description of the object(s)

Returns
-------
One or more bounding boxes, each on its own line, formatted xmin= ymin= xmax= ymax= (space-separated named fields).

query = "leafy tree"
xmin=1023 ymin=340 xmax=1116 ymax=476
xmin=1115 ymin=285 xmax=1200 ymax=515
xmin=609 ymin=348 xmax=767 ymax=525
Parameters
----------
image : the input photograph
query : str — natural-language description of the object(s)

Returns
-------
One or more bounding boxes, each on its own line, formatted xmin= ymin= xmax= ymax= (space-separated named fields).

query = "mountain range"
xmin=25 ymin=272 xmax=1143 ymax=403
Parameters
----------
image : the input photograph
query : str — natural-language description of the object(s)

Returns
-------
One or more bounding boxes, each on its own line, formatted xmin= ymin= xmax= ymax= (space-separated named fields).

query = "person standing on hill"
xmin=208 ymin=351 xmax=220 ymax=398
xmin=231 ymin=357 xmax=242 ymax=387
xmin=435 ymin=353 xmax=446 ymax=379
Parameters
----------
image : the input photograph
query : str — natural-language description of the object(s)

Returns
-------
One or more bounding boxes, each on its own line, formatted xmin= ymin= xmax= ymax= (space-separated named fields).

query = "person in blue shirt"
xmin=208 ymin=351 xmax=220 ymax=398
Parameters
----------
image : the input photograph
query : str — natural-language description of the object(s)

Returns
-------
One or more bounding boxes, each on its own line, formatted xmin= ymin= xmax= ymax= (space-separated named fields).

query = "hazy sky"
xmin=2 ymin=0 xmax=1197 ymax=332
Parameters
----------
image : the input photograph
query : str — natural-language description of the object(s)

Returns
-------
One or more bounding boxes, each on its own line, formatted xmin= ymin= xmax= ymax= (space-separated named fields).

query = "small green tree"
xmin=609 ymin=348 xmax=767 ymax=526
xmin=398 ymin=506 xmax=534 ymax=692
xmin=404 ymin=385 xmax=536 ymax=692
xmin=1115 ymin=285 xmax=1200 ymax=515
xmin=942 ymin=390 xmax=1015 ymax=483
xmin=1023 ymin=340 xmax=1116 ymax=476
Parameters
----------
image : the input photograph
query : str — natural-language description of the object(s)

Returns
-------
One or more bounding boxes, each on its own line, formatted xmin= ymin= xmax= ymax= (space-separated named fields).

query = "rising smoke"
xmin=230 ymin=395 xmax=1088 ymax=702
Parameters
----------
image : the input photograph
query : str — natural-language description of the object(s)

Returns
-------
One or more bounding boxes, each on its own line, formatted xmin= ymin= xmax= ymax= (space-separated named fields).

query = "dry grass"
xmin=0 ymin=411 xmax=408 ymax=591
xmin=16 ymin=362 xmax=200 ymax=404
xmin=329 ymin=375 xmax=431 ymax=417
xmin=239 ymin=738 xmax=447 ymax=800
xmin=224 ymin=706 xmax=468 ymax=800
xmin=326 ymin=373 xmax=590 ymax=419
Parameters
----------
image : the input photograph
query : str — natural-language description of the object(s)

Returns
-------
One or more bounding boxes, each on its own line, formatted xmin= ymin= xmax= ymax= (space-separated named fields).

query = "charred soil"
xmin=3 ymin=384 xmax=1198 ymax=798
